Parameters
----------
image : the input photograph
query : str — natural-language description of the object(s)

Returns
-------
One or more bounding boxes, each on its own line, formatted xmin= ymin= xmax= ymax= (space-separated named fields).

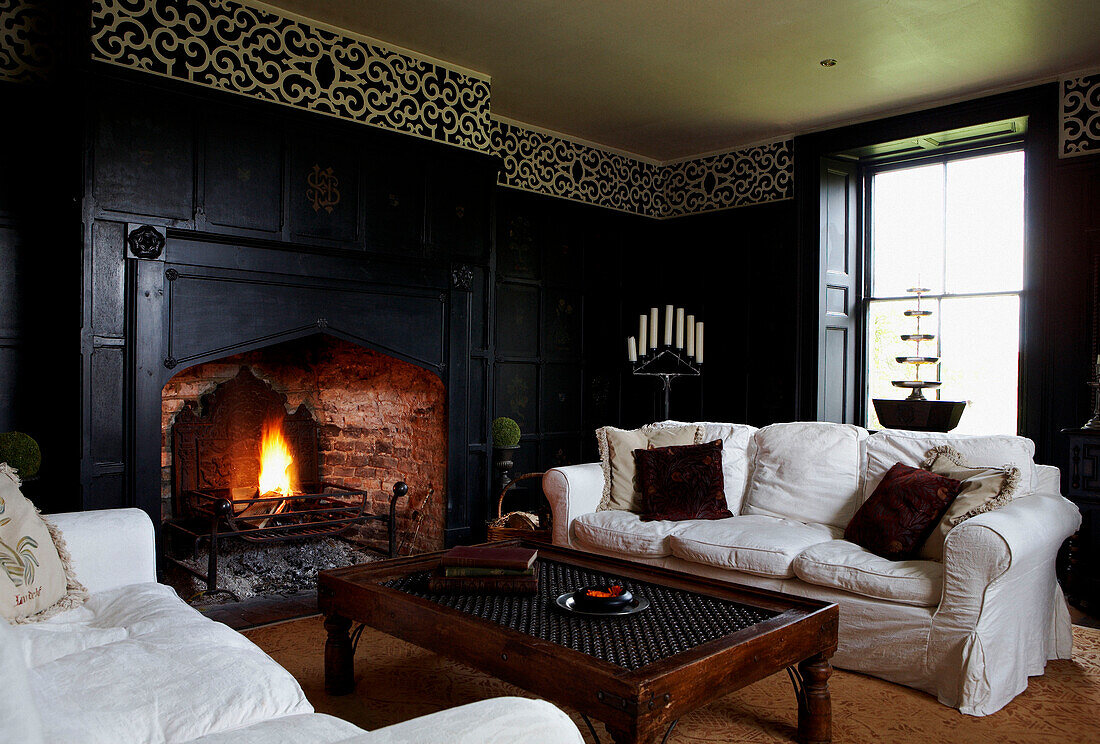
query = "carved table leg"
xmin=795 ymin=654 xmax=832 ymax=744
xmin=324 ymin=614 xmax=355 ymax=695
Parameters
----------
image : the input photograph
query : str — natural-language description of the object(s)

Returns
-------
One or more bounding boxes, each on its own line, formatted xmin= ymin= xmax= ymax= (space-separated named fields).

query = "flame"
xmin=258 ymin=419 xmax=296 ymax=496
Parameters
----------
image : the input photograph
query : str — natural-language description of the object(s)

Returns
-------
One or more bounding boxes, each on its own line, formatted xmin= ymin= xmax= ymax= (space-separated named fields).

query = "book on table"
xmin=440 ymin=545 xmax=537 ymax=571
xmin=432 ymin=545 xmax=539 ymax=594
xmin=443 ymin=566 xmax=536 ymax=577
xmin=427 ymin=572 xmax=539 ymax=594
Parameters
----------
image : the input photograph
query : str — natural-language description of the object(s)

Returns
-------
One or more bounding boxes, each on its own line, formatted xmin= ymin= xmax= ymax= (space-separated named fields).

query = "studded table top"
xmin=382 ymin=558 xmax=779 ymax=671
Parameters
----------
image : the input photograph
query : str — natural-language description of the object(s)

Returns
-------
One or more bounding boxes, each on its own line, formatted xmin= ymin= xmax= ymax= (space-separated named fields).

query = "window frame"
xmin=859 ymin=140 xmax=1027 ymax=431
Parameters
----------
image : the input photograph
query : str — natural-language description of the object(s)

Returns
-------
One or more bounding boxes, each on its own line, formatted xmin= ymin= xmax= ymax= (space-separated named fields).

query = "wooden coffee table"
xmin=319 ymin=540 xmax=838 ymax=744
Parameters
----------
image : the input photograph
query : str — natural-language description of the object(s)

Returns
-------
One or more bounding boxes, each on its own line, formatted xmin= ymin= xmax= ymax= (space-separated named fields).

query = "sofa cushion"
xmin=187 ymin=714 xmax=364 ymax=744
xmin=845 ymin=462 xmax=963 ymax=560
xmin=863 ymin=429 xmax=1037 ymax=501
xmin=919 ymin=445 xmax=1023 ymax=561
xmin=699 ymin=422 xmax=758 ymax=514
xmin=596 ymin=422 xmax=703 ymax=512
xmin=669 ymin=515 xmax=841 ymax=578
xmin=573 ymin=510 xmax=699 ymax=557
xmin=0 ymin=618 xmax=44 ymax=744
xmin=743 ymin=422 xmax=869 ymax=528
xmin=793 ymin=540 xmax=944 ymax=607
xmin=634 ymin=440 xmax=732 ymax=522
xmin=25 ymin=582 xmax=313 ymax=744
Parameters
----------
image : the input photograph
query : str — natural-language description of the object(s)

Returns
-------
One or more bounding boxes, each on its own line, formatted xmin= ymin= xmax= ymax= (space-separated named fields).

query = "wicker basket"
xmin=486 ymin=472 xmax=551 ymax=542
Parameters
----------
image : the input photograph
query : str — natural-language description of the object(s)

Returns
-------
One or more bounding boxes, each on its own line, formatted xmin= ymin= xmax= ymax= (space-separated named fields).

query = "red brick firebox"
xmin=161 ymin=335 xmax=446 ymax=555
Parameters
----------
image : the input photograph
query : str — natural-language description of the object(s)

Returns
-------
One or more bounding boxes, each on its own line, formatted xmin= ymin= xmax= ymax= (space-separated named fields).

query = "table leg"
xmin=795 ymin=653 xmax=832 ymax=744
xmin=324 ymin=614 xmax=355 ymax=695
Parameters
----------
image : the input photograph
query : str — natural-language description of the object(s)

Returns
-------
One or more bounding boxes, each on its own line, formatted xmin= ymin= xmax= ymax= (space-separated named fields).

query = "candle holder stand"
xmin=1085 ymin=364 xmax=1100 ymax=430
xmin=631 ymin=346 xmax=701 ymax=420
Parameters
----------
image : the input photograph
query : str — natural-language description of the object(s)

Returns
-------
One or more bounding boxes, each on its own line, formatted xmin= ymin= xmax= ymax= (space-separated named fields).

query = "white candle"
xmin=675 ymin=308 xmax=685 ymax=348
xmin=649 ymin=308 xmax=658 ymax=349
xmin=664 ymin=305 xmax=673 ymax=346
xmin=638 ymin=315 xmax=647 ymax=355
xmin=695 ymin=321 xmax=704 ymax=364
xmin=685 ymin=314 xmax=695 ymax=357
xmin=627 ymin=336 xmax=637 ymax=362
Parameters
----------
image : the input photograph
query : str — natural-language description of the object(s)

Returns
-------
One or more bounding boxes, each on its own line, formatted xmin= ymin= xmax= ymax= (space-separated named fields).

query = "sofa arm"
xmin=940 ymin=491 xmax=1080 ymax=594
xmin=929 ymin=491 xmax=1080 ymax=713
xmin=341 ymin=697 xmax=584 ymax=743
xmin=543 ymin=463 xmax=604 ymax=548
xmin=46 ymin=508 xmax=157 ymax=595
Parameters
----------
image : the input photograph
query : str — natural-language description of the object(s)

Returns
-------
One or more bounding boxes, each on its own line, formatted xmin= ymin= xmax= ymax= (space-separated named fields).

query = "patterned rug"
xmin=245 ymin=618 xmax=1100 ymax=743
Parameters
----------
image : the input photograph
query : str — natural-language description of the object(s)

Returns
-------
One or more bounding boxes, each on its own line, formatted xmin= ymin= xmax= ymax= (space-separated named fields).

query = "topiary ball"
xmin=0 ymin=431 xmax=41 ymax=478
xmin=491 ymin=417 xmax=521 ymax=447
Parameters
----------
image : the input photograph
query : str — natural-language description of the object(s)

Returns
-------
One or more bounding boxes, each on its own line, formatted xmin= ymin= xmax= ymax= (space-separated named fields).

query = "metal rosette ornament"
xmin=892 ymin=287 xmax=941 ymax=401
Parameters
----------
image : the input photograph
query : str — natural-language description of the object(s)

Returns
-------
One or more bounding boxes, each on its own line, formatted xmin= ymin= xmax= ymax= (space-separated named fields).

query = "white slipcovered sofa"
xmin=543 ymin=421 xmax=1081 ymax=716
xmin=3 ymin=508 xmax=583 ymax=744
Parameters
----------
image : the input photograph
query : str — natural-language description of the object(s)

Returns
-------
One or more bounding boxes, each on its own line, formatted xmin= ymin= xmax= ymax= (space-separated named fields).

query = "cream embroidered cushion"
xmin=596 ymin=422 xmax=703 ymax=512
xmin=0 ymin=465 xmax=86 ymax=622
xmin=918 ymin=445 xmax=1022 ymax=561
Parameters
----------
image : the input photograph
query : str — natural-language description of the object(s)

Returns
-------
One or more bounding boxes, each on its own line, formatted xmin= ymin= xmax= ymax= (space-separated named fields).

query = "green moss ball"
xmin=0 ymin=432 xmax=41 ymax=478
xmin=491 ymin=417 xmax=522 ymax=447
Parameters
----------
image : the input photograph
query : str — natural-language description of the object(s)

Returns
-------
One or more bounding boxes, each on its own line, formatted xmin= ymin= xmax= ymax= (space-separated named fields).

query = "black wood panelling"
xmin=495 ymin=362 xmax=538 ymax=432
xmin=362 ymin=143 xmax=424 ymax=257
xmin=93 ymin=92 xmax=193 ymax=220
xmin=89 ymin=346 xmax=124 ymax=463
xmin=0 ymin=226 xmax=23 ymax=339
xmin=496 ymin=283 xmax=540 ymax=357
xmin=203 ymin=106 xmax=283 ymax=235
xmin=90 ymin=222 xmax=125 ymax=336
xmin=162 ymin=266 xmax=446 ymax=371
xmin=0 ymin=347 xmax=20 ymax=432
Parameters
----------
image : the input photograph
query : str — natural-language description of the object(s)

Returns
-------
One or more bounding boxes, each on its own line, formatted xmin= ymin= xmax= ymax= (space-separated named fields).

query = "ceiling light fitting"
xmin=820 ymin=58 xmax=837 ymax=67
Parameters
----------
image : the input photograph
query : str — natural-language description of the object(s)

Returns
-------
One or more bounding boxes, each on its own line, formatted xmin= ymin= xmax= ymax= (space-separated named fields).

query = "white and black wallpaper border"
xmin=0 ymin=0 xmax=56 ymax=84
xmin=1061 ymin=71 xmax=1100 ymax=158
xmin=89 ymin=0 xmax=494 ymax=154
xmin=4 ymin=0 xmax=791 ymax=216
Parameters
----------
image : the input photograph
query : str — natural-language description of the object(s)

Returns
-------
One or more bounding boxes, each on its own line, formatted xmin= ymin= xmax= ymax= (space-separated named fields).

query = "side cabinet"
xmin=1064 ymin=428 xmax=1100 ymax=609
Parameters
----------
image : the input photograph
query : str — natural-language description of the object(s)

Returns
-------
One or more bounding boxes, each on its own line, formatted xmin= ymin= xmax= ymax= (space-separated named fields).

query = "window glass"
xmin=866 ymin=149 xmax=1023 ymax=436
xmin=945 ymin=152 xmax=1025 ymax=294
xmin=938 ymin=295 xmax=1020 ymax=435
xmin=871 ymin=163 xmax=945 ymax=296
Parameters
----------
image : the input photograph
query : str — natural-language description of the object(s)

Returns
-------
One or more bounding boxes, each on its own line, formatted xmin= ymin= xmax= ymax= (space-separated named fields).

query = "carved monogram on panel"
xmin=90 ymin=0 xmax=491 ymax=153
xmin=307 ymin=164 xmax=340 ymax=213
xmin=1062 ymin=72 xmax=1100 ymax=158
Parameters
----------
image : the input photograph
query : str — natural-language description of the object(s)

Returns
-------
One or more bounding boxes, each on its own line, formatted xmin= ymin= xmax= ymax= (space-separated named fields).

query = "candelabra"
xmin=626 ymin=305 xmax=703 ymax=420
xmin=1085 ymin=360 xmax=1100 ymax=430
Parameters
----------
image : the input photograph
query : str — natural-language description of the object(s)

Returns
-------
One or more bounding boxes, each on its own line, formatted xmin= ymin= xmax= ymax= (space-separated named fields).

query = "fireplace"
xmin=161 ymin=335 xmax=447 ymax=569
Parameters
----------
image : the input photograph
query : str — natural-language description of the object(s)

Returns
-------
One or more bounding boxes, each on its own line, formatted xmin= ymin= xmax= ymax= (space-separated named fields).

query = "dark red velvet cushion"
xmin=633 ymin=440 xmax=732 ymax=522
xmin=845 ymin=462 xmax=963 ymax=560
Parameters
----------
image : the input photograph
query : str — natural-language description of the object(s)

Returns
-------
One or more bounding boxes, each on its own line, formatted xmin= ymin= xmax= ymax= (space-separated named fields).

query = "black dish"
xmin=572 ymin=583 xmax=633 ymax=611
xmin=554 ymin=590 xmax=650 ymax=617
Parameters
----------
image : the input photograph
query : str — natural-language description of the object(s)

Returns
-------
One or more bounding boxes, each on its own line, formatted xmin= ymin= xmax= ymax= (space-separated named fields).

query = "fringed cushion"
xmin=595 ymin=422 xmax=703 ymax=512
xmin=0 ymin=464 xmax=87 ymax=622
xmin=918 ymin=445 xmax=1022 ymax=561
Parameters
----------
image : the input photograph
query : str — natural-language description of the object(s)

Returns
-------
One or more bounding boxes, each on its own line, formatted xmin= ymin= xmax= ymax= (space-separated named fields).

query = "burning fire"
xmin=258 ymin=419 xmax=296 ymax=497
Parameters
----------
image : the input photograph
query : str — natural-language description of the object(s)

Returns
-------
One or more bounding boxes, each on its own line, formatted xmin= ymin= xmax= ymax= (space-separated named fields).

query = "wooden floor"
xmin=198 ymin=590 xmax=319 ymax=630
